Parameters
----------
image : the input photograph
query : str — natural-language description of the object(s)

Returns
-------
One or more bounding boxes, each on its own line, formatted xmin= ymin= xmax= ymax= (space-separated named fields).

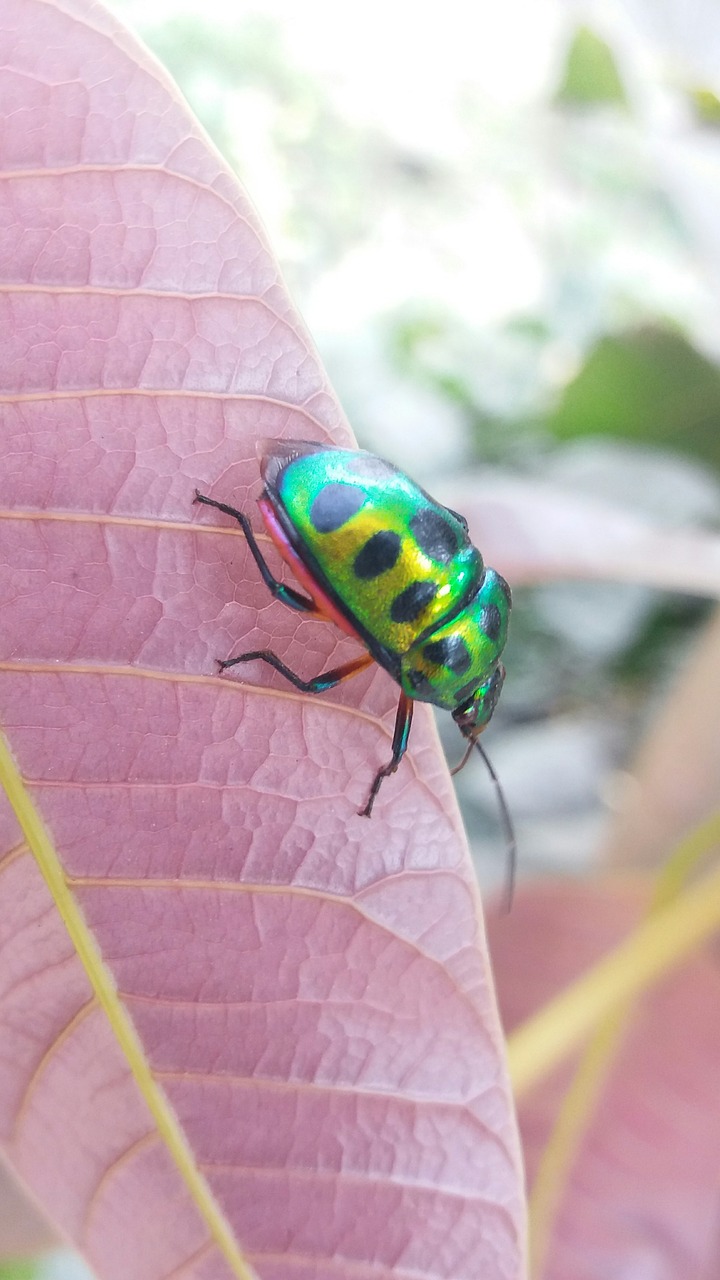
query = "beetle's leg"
xmin=194 ymin=489 xmax=318 ymax=614
xmin=218 ymin=648 xmax=374 ymax=690
xmin=359 ymin=692 xmax=414 ymax=818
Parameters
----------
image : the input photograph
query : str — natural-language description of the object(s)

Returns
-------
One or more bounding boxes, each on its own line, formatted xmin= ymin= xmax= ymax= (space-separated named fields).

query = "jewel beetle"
xmin=195 ymin=438 xmax=512 ymax=828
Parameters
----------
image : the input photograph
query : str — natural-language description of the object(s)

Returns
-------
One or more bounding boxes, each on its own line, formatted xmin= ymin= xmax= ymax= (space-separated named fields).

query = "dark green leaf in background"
xmin=548 ymin=327 xmax=720 ymax=471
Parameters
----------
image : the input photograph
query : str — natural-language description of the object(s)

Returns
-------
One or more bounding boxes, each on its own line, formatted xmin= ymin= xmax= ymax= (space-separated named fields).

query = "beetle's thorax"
xmin=399 ymin=569 xmax=510 ymax=713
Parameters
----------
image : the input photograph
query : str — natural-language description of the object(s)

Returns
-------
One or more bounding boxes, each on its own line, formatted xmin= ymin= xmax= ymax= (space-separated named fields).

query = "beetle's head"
xmin=451 ymin=663 xmax=505 ymax=742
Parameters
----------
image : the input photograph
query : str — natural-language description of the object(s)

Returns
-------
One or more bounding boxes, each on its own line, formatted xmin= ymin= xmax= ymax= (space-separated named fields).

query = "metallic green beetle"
xmin=195 ymin=439 xmax=511 ymax=817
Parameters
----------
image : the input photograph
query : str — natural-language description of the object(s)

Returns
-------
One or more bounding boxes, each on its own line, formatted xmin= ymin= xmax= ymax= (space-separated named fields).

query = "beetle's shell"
xmin=259 ymin=440 xmax=484 ymax=676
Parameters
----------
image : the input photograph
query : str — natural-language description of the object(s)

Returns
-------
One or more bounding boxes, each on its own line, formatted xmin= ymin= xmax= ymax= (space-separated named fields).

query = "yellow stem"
xmin=0 ymin=733 xmax=256 ymax=1280
xmin=509 ymin=849 xmax=720 ymax=1099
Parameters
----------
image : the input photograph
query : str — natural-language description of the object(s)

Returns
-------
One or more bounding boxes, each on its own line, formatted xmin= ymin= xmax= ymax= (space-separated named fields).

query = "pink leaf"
xmin=0 ymin=3 xmax=525 ymax=1279
xmin=488 ymin=882 xmax=720 ymax=1280
xmin=0 ymin=1156 xmax=58 ymax=1257
xmin=601 ymin=607 xmax=720 ymax=868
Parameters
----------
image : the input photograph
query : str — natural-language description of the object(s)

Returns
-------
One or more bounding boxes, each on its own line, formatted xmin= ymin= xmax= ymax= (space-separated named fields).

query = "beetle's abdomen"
xmin=266 ymin=446 xmax=483 ymax=655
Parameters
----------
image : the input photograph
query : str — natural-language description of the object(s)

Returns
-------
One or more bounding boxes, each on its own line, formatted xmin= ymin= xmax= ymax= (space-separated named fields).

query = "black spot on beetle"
xmin=423 ymin=634 xmax=472 ymax=675
xmin=498 ymin=577 xmax=512 ymax=606
xmin=353 ymin=530 xmax=402 ymax=579
xmin=310 ymin=483 xmax=365 ymax=533
xmin=480 ymin=603 xmax=502 ymax=642
xmin=454 ymin=678 xmax=480 ymax=705
xmin=390 ymin=580 xmax=437 ymax=624
xmin=410 ymin=507 xmax=460 ymax=563
xmin=406 ymin=668 xmax=433 ymax=697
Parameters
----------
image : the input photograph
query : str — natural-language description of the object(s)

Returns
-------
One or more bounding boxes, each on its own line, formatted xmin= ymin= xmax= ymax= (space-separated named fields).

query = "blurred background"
xmin=7 ymin=0 xmax=720 ymax=1275
xmin=101 ymin=0 xmax=720 ymax=888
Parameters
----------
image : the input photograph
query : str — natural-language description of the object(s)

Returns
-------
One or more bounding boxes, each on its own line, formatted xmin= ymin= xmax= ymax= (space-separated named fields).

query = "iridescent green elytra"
xmin=194 ymin=439 xmax=511 ymax=818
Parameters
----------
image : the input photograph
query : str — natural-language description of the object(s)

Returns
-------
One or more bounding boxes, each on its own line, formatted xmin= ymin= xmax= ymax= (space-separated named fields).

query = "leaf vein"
xmin=10 ymin=997 xmax=98 ymax=1138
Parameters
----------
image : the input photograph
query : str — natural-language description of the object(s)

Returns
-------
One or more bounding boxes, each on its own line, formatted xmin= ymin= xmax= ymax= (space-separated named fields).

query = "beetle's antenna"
xmin=476 ymin=741 xmax=517 ymax=913
xmin=453 ymin=739 xmax=516 ymax=912
xmin=450 ymin=739 xmax=474 ymax=777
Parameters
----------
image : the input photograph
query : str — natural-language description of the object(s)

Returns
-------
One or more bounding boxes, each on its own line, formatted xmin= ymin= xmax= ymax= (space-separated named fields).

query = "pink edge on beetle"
xmin=257 ymin=494 xmax=359 ymax=639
